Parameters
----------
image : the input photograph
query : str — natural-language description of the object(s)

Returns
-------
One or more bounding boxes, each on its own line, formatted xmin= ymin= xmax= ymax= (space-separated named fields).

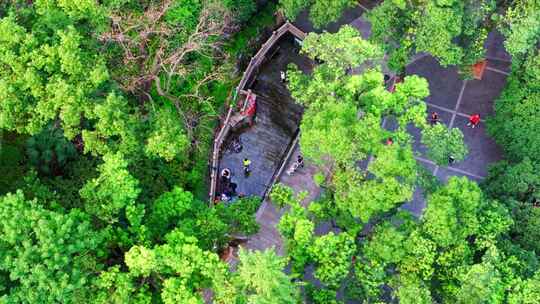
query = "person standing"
xmin=430 ymin=112 xmax=439 ymax=125
xmin=243 ymin=158 xmax=251 ymax=177
xmin=467 ymin=114 xmax=481 ymax=128
xmin=296 ymin=155 xmax=304 ymax=168
xmin=221 ymin=168 xmax=231 ymax=183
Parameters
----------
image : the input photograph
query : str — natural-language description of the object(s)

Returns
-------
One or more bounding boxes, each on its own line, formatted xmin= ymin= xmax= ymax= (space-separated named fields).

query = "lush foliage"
xmin=0 ymin=191 xmax=103 ymax=303
xmin=368 ymin=0 xmax=497 ymax=74
xmin=279 ymin=0 xmax=355 ymax=29
xmin=485 ymin=15 xmax=540 ymax=268
xmin=421 ymin=123 xmax=468 ymax=166
xmin=287 ymin=26 xmax=463 ymax=225
xmin=0 ymin=1 xmax=262 ymax=302
xmin=1 ymin=1 xmax=539 ymax=303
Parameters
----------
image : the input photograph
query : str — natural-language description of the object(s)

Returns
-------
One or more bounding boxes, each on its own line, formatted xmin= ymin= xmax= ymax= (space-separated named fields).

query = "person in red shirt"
xmin=467 ymin=114 xmax=481 ymax=128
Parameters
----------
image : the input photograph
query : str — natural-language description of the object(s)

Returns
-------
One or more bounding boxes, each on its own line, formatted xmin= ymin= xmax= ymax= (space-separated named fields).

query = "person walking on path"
xmin=429 ymin=112 xmax=439 ymax=125
xmin=467 ymin=114 xmax=481 ymax=128
xmin=243 ymin=158 xmax=251 ymax=177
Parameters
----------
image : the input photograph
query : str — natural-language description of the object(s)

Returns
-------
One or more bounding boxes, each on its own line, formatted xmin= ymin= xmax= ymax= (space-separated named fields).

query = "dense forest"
xmin=0 ymin=0 xmax=539 ymax=303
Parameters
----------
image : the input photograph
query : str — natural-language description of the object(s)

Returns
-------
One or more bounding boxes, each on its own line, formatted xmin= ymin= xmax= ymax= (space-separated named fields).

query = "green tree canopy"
xmin=80 ymin=152 xmax=140 ymax=223
xmin=0 ymin=191 xmax=103 ymax=303
xmin=230 ymin=248 xmax=300 ymax=304
xmin=96 ymin=231 xmax=228 ymax=304
xmin=368 ymin=0 xmax=497 ymax=73
xmin=279 ymin=0 xmax=355 ymax=29
xmin=421 ymin=123 xmax=468 ymax=166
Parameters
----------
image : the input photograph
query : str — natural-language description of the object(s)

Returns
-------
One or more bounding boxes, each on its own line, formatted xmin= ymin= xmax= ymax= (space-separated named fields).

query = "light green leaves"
xmin=422 ymin=177 xmax=482 ymax=248
xmin=279 ymin=0 xmax=355 ymax=29
xmin=499 ymin=0 xmax=540 ymax=60
xmin=309 ymin=232 xmax=356 ymax=288
xmin=488 ymin=70 xmax=540 ymax=163
xmin=82 ymin=93 xmax=140 ymax=157
xmin=0 ymin=191 xmax=102 ymax=303
xmin=368 ymin=0 xmax=495 ymax=72
xmin=302 ymin=26 xmax=383 ymax=70
xmin=508 ymin=271 xmax=540 ymax=304
xmin=309 ymin=0 xmax=356 ymax=29
xmin=145 ymin=107 xmax=189 ymax=161
xmin=80 ymin=152 xmax=140 ymax=223
xmin=279 ymin=0 xmax=311 ymax=20
xmin=415 ymin=2 xmax=464 ymax=66
xmin=300 ymin=101 xmax=366 ymax=166
xmin=125 ymin=246 xmax=157 ymax=277
xmin=0 ymin=16 xmax=109 ymax=137
xmin=422 ymin=123 xmax=468 ymax=166
xmin=235 ymin=248 xmax=300 ymax=304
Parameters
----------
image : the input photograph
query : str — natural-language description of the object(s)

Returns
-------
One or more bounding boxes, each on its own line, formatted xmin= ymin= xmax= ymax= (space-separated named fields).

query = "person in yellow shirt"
xmin=243 ymin=158 xmax=251 ymax=177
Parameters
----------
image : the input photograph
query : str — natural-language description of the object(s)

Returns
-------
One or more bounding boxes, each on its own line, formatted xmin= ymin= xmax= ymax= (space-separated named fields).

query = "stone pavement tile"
xmin=436 ymin=166 xmax=482 ymax=184
xmin=258 ymin=202 xmax=282 ymax=224
xmin=401 ymin=187 xmax=427 ymax=217
xmin=356 ymin=157 xmax=371 ymax=171
xmin=447 ymin=115 xmax=503 ymax=178
xmin=458 ymin=71 xmax=507 ymax=118
xmin=219 ymin=39 xmax=305 ymax=199
xmin=408 ymin=105 xmax=453 ymax=157
xmin=358 ymin=0 xmax=383 ymax=9
xmin=279 ymin=147 xmax=317 ymax=191
xmin=350 ymin=16 xmax=371 ymax=39
xmin=487 ymin=58 xmax=512 ymax=73
xmin=417 ymin=158 xmax=437 ymax=173
xmin=383 ymin=115 xmax=398 ymax=131
xmin=485 ymin=30 xmax=512 ymax=62
xmin=406 ymin=55 xmax=463 ymax=110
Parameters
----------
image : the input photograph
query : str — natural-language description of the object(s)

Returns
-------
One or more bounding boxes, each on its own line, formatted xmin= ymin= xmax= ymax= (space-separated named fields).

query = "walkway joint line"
xmin=408 ymin=53 xmax=430 ymax=66
xmin=486 ymin=56 xmax=512 ymax=63
xmin=357 ymin=3 xmax=369 ymax=11
xmin=415 ymin=156 xmax=486 ymax=180
xmin=448 ymin=81 xmax=467 ymax=129
xmin=486 ymin=66 xmax=510 ymax=76
xmin=424 ymin=101 xmax=486 ymax=123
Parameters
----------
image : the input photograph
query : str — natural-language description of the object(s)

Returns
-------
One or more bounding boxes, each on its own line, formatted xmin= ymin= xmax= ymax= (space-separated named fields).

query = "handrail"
xmin=236 ymin=22 xmax=307 ymax=93
xmin=261 ymin=129 xmax=301 ymax=202
xmin=209 ymin=105 xmax=234 ymax=203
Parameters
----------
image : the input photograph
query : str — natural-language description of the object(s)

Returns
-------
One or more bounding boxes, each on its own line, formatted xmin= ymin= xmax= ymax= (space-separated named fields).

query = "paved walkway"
xmin=241 ymin=144 xmax=322 ymax=255
xmin=218 ymin=37 xmax=311 ymax=199
xmin=393 ymin=35 xmax=510 ymax=215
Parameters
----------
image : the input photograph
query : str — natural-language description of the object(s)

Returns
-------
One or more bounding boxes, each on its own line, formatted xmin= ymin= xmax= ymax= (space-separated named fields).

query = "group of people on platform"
xmin=218 ymin=154 xmax=305 ymax=202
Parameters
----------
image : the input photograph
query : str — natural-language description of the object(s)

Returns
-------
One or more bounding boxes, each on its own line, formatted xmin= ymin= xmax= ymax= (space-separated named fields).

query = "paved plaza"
xmin=344 ymin=12 xmax=511 ymax=215
xmin=218 ymin=37 xmax=311 ymax=199
xmin=399 ymin=38 xmax=510 ymax=215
